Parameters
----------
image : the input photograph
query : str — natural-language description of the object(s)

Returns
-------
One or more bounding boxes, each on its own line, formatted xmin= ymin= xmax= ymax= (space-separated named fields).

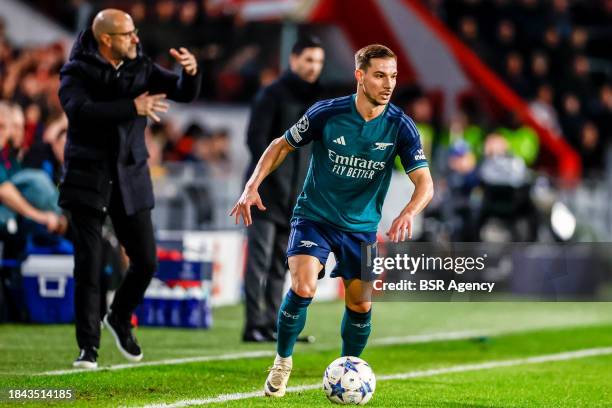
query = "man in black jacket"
xmin=243 ymin=37 xmax=324 ymax=342
xmin=58 ymin=9 xmax=201 ymax=368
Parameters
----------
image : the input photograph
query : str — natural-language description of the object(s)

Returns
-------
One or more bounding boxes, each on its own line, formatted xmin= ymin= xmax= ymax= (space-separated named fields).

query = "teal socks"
xmin=276 ymin=289 xmax=312 ymax=358
xmin=341 ymin=306 xmax=372 ymax=357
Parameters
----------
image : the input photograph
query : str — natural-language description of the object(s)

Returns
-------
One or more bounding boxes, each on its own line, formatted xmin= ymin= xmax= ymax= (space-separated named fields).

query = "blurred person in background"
xmin=478 ymin=133 xmax=537 ymax=242
xmin=0 ymin=102 xmax=63 ymax=236
xmin=241 ymin=36 xmax=324 ymax=343
xmin=58 ymin=8 xmax=201 ymax=368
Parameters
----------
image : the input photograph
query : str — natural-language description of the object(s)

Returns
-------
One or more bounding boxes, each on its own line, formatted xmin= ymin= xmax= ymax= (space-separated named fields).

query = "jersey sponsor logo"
xmin=296 ymin=114 xmax=309 ymax=133
xmin=299 ymin=240 xmax=318 ymax=248
xmin=414 ymin=148 xmax=426 ymax=161
xmin=372 ymin=142 xmax=393 ymax=150
xmin=333 ymin=136 xmax=346 ymax=145
xmin=328 ymin=149 xmax=386 ymax=180
xmin=328 ymin=149 xmax=386 ymax=170
xmin=290 ymin=125 xmax=302 ymax=143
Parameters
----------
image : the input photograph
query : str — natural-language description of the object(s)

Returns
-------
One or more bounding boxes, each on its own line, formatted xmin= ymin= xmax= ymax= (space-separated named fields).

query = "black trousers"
xmin=67 ymin=183 xmax=156 ymax=349
xmin=244 ymin=219 xmax=289 ymax=334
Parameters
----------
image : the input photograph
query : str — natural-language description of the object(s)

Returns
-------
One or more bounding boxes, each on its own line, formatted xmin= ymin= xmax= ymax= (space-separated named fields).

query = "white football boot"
xmin=264 ymin=355 xmax=293 ymax=397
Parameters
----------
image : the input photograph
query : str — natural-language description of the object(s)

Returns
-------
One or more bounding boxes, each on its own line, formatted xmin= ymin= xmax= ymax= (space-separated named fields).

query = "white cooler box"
xmin=21 ymin=255 xmax=75 ymax=324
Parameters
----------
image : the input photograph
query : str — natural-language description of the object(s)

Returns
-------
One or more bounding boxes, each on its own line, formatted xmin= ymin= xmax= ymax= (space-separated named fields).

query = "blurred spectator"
xmin=578 ymin=122 xmax=605 ymax=178
xmin=529 ymin=52 xmax=551 ymax=90
xmin=404 ymin=94 xmax=438 ymax=167
xmin=529 ymin=83 xmax=561 ymax=135
xmin=458 ymin=16 xmax=491 ymax=62
xmin=22 ymin=114 xmax=68 ymax=184
xmin=444 ymin=140 xmax=479 ymax=241
xmin=593 ymin=84 xmax=612 ymax=141
xmin=175 ymin=122 xmax=210 ymax=162
xmin=0 ymin=103 xmax=64 ymax=235
xmin=560 ymin=93 xmax=586 ymax=147
xmin=478 ymin=133 xmax=537 ymax=241
xmin=570 ymin=27 xmax=589 ymax=53
xmin=502 ymin=52 xmax=530 ymax=99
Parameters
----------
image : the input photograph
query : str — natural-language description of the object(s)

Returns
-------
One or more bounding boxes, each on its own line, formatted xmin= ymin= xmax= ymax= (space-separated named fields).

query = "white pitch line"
xmin=35 ymin=350 xmax=276 ymax=376
xmin=34 ymin=330 xmax=486 ymax=377
xmin=140 ymin=346 xmax=612 ymax=408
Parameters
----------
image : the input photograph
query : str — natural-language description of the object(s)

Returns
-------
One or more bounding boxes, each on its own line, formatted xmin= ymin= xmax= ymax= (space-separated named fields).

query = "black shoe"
xmin=242 ymin=328 xmax=275 ymax=343
xmin=73 ymin=347 xmax=98 ymax=369
xmin=103 ymin=312 xmax=143 ymax=362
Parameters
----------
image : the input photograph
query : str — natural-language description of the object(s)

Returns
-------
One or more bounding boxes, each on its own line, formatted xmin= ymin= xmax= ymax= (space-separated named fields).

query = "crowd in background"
xmin=0 ymin=0 xmax=611 ymax=250
xmin=29 ymin=0 xmax=283 ymax=102
xmin=432 ymin=0 xmax=612 ymax=179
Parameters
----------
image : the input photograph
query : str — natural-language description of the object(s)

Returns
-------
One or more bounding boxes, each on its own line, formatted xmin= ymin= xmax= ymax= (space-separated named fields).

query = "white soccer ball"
xmin=322 ymin=356 xmax=376 ymax=405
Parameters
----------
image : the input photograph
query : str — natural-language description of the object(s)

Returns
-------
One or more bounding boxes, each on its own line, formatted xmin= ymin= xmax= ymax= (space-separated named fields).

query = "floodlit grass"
xmin=1 ymin=301 xmax=611 ymax=407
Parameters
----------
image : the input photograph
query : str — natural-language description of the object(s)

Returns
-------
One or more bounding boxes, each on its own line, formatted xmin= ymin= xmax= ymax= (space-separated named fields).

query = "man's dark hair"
xmin=291 ymin=36 xmax=323 ymax=56
xmin=354 ymin=44 xmax=396 ymax=71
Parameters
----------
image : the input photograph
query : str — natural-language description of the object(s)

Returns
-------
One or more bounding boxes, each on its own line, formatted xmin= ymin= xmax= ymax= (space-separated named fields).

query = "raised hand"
xmin=169 ymin=47 xmax=198 ymax=76
xmin=133 ymin=92 xmax=168 ymax=122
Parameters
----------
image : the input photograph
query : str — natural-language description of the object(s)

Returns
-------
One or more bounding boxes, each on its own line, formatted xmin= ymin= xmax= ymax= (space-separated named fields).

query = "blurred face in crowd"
xmin=179 ymin=1 xmax=199 ymax=25
xmin=355 ymin=57 xmax=397 ymax=106
xmin=156 ymin=0 xmax=176 ymax=21
xmin=536 ymin=84 xmax=554 ymax=104
xmin=563 ymin=94 xmax=581 ymax=115
xmin=289 ymin=47 xmax=324 ymax=84
xmin=497 ymin=20 xmax=515 ymax=43
xmin=581 ymin=122 xmax=599 ymax=150
xmin=506 ymin=53 xmax=523 ymax=76
xmin=459 ymin=17 xmax=478 ymax=40
xmin=93 ymin=10 xmax=140 ymax=62
xmin=600 ymin=84 xmax=612 ymax=109
xmin=531 ymin=53 xmax=549 ymax=76
xmin=573 ymin=56 xmax=590 ymax=77
xmin=411 ymin=97 xmax=433 ymax=123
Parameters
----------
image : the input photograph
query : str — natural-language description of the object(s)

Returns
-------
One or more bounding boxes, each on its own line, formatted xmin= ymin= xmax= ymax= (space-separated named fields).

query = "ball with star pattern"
xmin=322 ymin=356 xmax=376 ymax=405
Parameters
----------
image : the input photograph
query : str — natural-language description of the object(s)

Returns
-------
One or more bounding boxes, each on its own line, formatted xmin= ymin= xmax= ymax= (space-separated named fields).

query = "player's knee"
xmin=291 ymin=282 xmax=316 ymax=299
xmin=346 ymin=301 xmax=371 ymax=314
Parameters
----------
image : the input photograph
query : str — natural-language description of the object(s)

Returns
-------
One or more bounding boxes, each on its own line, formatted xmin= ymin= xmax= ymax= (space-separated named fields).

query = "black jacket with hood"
xmin=58 ymin=29 xmax=201 ymax=215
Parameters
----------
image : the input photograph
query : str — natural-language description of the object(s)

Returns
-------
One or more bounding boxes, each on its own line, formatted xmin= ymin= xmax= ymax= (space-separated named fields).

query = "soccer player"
xmin=230 ymin=44 xmax=433 ymax=397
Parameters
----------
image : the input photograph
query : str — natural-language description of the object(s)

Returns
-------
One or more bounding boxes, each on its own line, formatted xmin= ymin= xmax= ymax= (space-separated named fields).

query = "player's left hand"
xmin=169 ymin=47 xmax=198 ymax=76
xmin=386 ymin=211 xmax=414 ymax=242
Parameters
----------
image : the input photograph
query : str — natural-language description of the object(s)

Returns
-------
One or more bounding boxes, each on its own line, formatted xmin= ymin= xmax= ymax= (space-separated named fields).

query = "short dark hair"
xmin=291 ymin=36 xmax=323 ymax=56
xmin=355 ymin=44 xmax=396 ymax=71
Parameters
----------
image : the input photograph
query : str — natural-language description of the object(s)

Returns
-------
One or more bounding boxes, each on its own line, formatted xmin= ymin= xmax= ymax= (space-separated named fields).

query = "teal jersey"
xmin=284 ymin=94 xmax=428 ymax=232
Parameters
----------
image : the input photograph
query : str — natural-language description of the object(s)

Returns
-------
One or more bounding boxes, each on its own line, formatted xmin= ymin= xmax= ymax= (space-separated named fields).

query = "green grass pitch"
xmin=1 ymin=302 xmax=612 ymax=407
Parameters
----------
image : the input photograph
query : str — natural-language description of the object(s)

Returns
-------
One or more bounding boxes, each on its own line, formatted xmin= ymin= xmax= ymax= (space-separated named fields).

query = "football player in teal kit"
xmin=231 ymin=44 xmax=433 ymax=397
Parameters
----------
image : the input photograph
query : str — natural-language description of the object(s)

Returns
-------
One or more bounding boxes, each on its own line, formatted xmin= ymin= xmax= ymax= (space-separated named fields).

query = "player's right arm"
xmin=230 ymin=136 xmax=295 ymax=226
xmin=231 ymin=99 xmax=328 ymax=226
